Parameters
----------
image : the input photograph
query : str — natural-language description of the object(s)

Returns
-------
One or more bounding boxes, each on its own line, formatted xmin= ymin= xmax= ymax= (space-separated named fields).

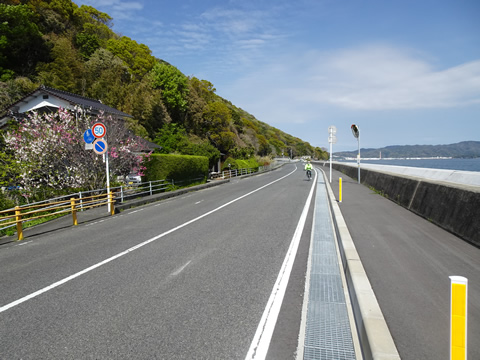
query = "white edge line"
xmin=245 ymin=169 xmax=317 ymax=360
xmin=0 ymin=167 xmax=297 ymax=314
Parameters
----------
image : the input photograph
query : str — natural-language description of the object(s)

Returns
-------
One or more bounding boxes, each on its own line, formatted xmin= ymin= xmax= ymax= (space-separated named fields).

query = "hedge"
xmin=222 ymin=157 xmax=259 ymax=171
xmin=144 ymin=154 xmax=209 ymax=183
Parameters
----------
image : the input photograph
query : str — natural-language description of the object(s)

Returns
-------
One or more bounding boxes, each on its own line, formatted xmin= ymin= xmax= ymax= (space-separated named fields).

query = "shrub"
xmin=143 ymin=154 xmax=209 ymax=184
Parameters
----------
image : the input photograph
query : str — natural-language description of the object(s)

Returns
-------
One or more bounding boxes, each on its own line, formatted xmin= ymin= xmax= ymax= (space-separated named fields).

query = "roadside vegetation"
xmin=0 ymin=0 xmax=329 ymax=218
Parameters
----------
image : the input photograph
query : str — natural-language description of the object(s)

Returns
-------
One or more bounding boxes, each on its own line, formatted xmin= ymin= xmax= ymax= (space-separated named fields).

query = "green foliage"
xmin=230 ymin=146 xmax=255 ymax=159
xmin=76 ymin=31 xmax=100 ymax=59
xmin=106 ymin=36 xmax=155 ymax=79
xmin=153 ymin=124 xmax=220 ymax=169
xmin=0 ymin=77 xmax=37 ymax=110
xmin=221 ymin=157 xmax=259 ymax=171
xmin=144 ymin=154 xmax=208 ymax=183
xmin=0 ymin=191 xmax=15 ymax=212
xmin=180 ymin=140 xmax=220 ymax=169
xmin=202 ymin=101 xmax=231 ymax=131
xmin=0 ymin=4 xmax=49 ymax=79
xmin=37 ymin=35 xmax=84 ymax=91
xmin=0 ymin=0 xmax=321 ymax=173
xmin=154 ymin=123 xmax=187 ymax=154
xmin=150 ymin=62 xmax=189 ymax=121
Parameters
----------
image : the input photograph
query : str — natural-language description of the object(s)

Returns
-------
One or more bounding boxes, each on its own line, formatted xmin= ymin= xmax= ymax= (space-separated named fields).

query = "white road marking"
xmin=245 ymin=169 xmax=317 ymax=360
xmin=0 ymin=167 xmax=297 ymax=314
xmin=170 ymin=260 xmax=192 ymax=277
xmin=128 ymin=209 xmax=144 ymax=214
xmin=15 ymin=241 xmax=33 ymax=247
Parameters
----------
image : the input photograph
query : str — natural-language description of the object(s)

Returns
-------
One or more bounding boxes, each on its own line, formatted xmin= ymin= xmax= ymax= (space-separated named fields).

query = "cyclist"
xmin=304 ymin=160 xmax=313 ymax=179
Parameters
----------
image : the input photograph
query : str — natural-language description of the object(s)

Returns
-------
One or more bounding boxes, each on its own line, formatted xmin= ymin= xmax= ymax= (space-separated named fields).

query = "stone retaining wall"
xmin=332 ymin=163 xmax=480 ymax=247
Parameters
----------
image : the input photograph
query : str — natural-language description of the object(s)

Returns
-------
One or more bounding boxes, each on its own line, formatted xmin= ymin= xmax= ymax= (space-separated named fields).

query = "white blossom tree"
xmin=4 ymin=107 xmax=150 ymax=191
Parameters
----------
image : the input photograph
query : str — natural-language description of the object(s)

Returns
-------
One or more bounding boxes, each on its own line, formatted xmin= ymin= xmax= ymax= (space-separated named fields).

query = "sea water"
xmin=341 ymin=158 xmax=480 ymax=172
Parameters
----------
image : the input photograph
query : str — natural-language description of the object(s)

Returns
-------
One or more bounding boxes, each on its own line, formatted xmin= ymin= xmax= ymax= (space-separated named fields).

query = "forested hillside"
xmin=0 ymin=0 xmax=327 ymax=162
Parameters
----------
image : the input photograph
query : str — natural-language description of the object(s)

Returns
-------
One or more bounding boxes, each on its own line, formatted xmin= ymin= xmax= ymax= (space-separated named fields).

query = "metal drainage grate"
xmin=303 ymin=178 xmax=356 ymax=360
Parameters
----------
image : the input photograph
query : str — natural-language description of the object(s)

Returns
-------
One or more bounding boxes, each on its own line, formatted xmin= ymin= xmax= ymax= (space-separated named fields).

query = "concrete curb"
xmin=323 ymin=171 xmax=401 ymax=360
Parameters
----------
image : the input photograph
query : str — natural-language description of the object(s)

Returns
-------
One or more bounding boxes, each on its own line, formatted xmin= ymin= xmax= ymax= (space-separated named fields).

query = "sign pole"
xmin=90 ymin=122 xmax=110 ymax=213
xmin=351 ymin=124 xmax=360 ymax=184
xmin=106 ymin=150 xmax=111 ymax=213
xmin=330 ymin=139 xmax=333 ymax=183
xmin=357 ymin=134 xmax=361 ymax=184
xmin=328 ymin=125 xmax=337 ymax=183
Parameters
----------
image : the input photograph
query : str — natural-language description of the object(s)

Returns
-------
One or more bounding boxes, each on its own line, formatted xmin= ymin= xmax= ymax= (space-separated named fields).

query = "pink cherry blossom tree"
xmin=4 ymin=107 xmax=150 ymax=191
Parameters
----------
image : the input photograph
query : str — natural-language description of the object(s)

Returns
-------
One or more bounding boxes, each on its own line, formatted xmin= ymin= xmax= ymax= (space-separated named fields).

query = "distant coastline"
xmin=334 ymin=141 xmax=480 ymax=159
xmin=336 ymin=157 xmax=480 ymax=172
xmin=340 ymin=156 xmax=454 ymax=161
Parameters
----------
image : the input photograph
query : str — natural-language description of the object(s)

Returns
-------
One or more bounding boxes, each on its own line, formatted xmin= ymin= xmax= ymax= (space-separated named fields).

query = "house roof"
xmin=1 ymin=85 xmax=132 ymax=121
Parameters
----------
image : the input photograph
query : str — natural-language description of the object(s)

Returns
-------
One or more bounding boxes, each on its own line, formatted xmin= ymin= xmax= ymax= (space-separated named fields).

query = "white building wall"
xmin=18 ymin=95 xmax=71 ymax=113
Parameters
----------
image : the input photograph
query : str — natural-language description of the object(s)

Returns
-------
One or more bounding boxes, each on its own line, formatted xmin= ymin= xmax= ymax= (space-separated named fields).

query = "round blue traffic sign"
xmin=93 ymin=138 xmax=108 ymax=155
xmin=83 ymin=129 xmax=95 ymax=144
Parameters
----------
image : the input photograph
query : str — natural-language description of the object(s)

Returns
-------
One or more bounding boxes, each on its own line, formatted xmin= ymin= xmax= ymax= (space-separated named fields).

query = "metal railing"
xmin=210 ymin=162 xmax=281 ymax=180
xmin=0 ymin=177 xmax=203 ymax=238
xmin=0 ymin=192 xmax=115 ymax=241
xmin=0 ymin=163 xmax=281 ymax=240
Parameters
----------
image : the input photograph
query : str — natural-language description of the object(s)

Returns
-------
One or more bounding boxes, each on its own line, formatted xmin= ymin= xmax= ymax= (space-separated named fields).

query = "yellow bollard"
xmin=109 ymin=191 xmax=115 ymax=216
xmin=450 ymin=276 xmax=468 ymax=360
xmin=71 ymin=198 xmax=78 ymax=226
xmin=15 ymin=206 xmax=23 ymax=241
xmin=339 ymin=177 xmax=343 ymax=203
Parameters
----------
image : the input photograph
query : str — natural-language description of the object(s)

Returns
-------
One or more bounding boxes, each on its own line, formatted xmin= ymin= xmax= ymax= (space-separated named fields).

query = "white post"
xmin=329 ymin=140 xmax=333 ymax=183
xmin=106 ymin=151 xmax=111 ymax=213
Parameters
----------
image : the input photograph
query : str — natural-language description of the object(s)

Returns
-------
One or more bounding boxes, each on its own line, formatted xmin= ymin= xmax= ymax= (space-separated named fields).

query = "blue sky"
xmin=74 ymin=0 xmax=480 ymax=151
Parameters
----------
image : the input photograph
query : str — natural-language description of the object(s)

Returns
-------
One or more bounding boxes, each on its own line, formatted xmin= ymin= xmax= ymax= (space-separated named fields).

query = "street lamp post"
xmin=351 ymin=124 xmax=360 ymax=184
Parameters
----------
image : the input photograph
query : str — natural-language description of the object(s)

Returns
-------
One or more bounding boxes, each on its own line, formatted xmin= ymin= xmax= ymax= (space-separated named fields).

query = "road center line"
xmin=0 ymin=167 xmax=297 ymax=314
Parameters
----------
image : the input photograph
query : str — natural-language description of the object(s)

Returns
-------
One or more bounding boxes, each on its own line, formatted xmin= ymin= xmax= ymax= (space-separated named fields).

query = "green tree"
xmin=83 ymin=48 xmax=130 ymax=106
xmin=153 ymin=123 xmax=188 ymax=154
xmin=107 ymin=36 xmax=156 ymax=79
xmin=123 ymin=79 xmax=171 ymax=138
xmin=36 ymin=35 xmax=84 ymax=92
xmin=73 ymin=5 xmax=113 ymax=59
xmin=0 ymin=76 xmax=37 ymax=111
xmin=202 ymin=101 xmax=231 ymax=132
xmin=0 ymin=4 xmax=49 ymax=80
xmin=150 ymin=62 xmax=189 ymax=122
xmin=256 ymin=134 xmax=271 ymax=156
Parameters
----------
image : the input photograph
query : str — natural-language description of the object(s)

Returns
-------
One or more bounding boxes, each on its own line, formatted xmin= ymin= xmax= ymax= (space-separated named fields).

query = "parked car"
xmin=125 ymin=173 xmax=141 ymax=185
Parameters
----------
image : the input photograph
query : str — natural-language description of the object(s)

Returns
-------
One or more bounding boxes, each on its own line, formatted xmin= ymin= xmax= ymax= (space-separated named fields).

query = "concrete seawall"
xmin=331 ymin=163 xmax=480 ymax=247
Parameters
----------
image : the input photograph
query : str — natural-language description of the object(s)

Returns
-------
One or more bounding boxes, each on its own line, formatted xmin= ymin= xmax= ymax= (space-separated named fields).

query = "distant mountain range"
xmin=334 ymin=141 xmax=480 ymax=159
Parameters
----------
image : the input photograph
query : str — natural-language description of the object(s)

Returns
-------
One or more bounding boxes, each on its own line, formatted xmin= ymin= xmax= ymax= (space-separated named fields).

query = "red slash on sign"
xmin=92 ymin=122 xmax=106 ymax=138
xmin=93 ymin=138 xmax=108 ymax=155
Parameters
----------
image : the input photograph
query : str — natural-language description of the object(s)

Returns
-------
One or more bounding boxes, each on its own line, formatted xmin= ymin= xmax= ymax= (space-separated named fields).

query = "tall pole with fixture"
xmin=351 ymin=124 xmax=360 ymax=184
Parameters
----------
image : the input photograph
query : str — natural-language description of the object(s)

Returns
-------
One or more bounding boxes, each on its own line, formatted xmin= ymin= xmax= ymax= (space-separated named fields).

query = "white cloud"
xmin=222 ymin=44 xmax=480 ymax=121
xmin=313 ymin=46 xmax=480 ymax=109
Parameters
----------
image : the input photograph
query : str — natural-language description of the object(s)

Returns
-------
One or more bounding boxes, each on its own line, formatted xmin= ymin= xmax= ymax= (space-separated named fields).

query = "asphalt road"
xmin=322 ymin=163 xmax=480 ymax=360
xmin=0 ymin=163 xmax=314 ymax=359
